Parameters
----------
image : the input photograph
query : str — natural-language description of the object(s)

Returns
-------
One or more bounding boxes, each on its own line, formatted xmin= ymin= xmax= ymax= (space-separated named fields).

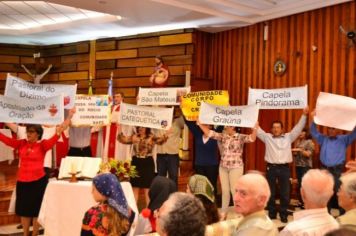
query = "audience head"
xmin=92 ymin=173 xmax=129 ymax=218
xmin=187 ymin=174 xmax=215 ymax=202
xmin=148 ymin=176 xmax=176 ymax=214
xmin=338 ymin=172 xmax=356 ymax=211
xmin=271 ymin=121 xmax=284 ymax=136
xmin=301 ymin=169 xmax=334 ymax=209
xmin=26 ymin=124 xmax=43 ymax=141
xmin=187 ymin=175 xmax=219 ymax=224
xmin=233 ymin=172 xmax=270 ymax=217
xmin=113 ymin=92 xmax=124 ymax=105
xmin=299 ymin=128 xmax=311 ymax=140
xmin=156 ymin=192 xmax=207 ymax=236
xmin=92 ymin=173 xmax=131 ymax=235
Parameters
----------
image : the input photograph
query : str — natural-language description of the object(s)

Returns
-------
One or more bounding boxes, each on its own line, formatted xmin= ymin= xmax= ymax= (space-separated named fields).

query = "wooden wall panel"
xmin=194 ymin=1 xmax=356 ymax=172
xmin=0 ymin=30 xmax=192 ymax=100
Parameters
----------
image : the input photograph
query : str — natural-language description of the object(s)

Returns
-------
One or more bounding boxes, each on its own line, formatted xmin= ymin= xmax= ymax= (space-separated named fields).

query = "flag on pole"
xmin=88 ymin=75 xmax=93 ymax=95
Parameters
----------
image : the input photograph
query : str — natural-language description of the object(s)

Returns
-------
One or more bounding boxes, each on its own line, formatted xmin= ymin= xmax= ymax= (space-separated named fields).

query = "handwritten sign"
xmin=119 ymin=103 xmax=173 ymax=130
xmin=5 ymin=74 xmax=77 ymax=109
xmin=0 ymin=94 xmax=64 ymax=125
xmin=181 ymin=90 xmax=229 ymax=121
xmin=248 ymin=85 xmax=307 ymax=109
xmin=199 ymin=102 xmax=259 ymax=128
xmin=71 ymin=95 xmax=111 ymax=126
xmin=138 ymin=86 xmax=191 ymax=106
xmin=314 ymin=92 xmax=356 ymax=131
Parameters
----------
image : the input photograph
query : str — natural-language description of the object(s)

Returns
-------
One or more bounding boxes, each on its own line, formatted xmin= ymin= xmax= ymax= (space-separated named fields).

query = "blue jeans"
xmin=266 ymin=163 xmax=290 ymax=218
xmin=157 ymin=154 xmax=179 ymax=188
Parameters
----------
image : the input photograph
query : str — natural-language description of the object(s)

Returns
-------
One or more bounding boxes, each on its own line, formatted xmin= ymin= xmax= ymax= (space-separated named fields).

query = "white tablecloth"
xmin=38 ymin=180 xmax=138 ymax=236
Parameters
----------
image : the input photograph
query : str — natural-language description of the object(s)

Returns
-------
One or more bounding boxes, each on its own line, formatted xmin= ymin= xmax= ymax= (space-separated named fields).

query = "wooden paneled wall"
xmin=0 ymin=29 xmax=193 ymax=103
xmin=193 ymin=1 xmax=356 ymax=171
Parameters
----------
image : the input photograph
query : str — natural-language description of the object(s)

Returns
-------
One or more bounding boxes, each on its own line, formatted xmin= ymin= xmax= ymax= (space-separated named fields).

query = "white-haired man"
xmin=233 ymin=172 xmax=278 ymax=236
xmin=280 ymin=169 xmax=339 ymax=236
xmin=337 ymin=172 xmax=356 ymax=226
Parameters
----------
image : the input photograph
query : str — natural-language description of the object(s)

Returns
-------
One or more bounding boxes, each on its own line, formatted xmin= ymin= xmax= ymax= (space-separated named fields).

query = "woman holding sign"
xmin=197 ymin=122 xmax=258 ymax=215
xmin=0 ymin=109 xmax=74 ymax=236
xmin=118 ymin=126 xmax=168 ymax=206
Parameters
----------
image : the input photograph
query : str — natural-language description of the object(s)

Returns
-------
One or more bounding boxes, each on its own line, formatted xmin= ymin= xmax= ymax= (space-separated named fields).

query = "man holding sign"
xmin=310 ymin=110 xmax=356 ymax=215
xmin=257 ymin=107 xmax=309 ymax=223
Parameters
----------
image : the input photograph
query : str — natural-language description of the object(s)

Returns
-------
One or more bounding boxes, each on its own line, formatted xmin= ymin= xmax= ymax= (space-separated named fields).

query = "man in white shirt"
xmin=280 ymin=169 xmax=339 ymax=236
xmin=257 ymin=107 xmax=308 ymax=223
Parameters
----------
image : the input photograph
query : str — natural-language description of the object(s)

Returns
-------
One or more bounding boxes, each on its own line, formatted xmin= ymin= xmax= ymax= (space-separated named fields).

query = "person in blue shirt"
xmin=310 ymin=110 xmax=356 ymax=215
xmin=184 ymin=117 xmax=223 ymax=194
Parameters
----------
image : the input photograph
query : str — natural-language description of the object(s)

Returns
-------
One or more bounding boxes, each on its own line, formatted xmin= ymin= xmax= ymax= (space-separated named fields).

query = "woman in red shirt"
xmin=0 ymin=111 xmax=73 ymax=236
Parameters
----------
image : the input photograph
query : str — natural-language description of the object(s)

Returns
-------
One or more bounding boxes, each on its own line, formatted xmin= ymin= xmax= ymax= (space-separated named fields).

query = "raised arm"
xmin=196 ymin=120 xmax=212 ymax=138
xmin=5 ymin=123 xmax=18 ymax=133
xmin=184 ymin=117 xmax=202 ymax=137
xmin=256 ymin=126 xmax=267 ymax=143
xmin=344 ymin=126 xmax=356 ymax=146
xmin=41 ymin=64 xmax=52 ymax=76
xmin=248 ymin=122 xmax=259 ymax=142
xmin=21 ymin=64 xmax=34 ymax=77
xmin=56 ymin=107 xmax=75 ymax=135
xmin=289 ymin=107 xmax=308 ymax=142
xmin=0 ymin=132 xmax=22 ymax=149
xmin=35 ymin=64 xmax=52 ymax=84
xmin=309 ymin=110 xmax=325 ymax=145
xmin=117 ymin=132 xmax=133 ymax=144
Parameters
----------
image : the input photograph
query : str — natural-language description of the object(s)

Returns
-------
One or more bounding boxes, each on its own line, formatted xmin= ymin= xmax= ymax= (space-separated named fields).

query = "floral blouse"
xmin=209 ymin=131 xmax=253 ymax=169
xmin=294 ymin=139 xmax=315 ymax=167
xmin=81 ymin=204 xmax=109 ymax=236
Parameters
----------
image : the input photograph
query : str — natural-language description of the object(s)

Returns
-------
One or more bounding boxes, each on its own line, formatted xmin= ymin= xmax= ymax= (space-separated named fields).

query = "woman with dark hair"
xmin=140 ymin=176 xmax=176 ymax=233
xmin=197 ymin=123 xmax=258 ymax=215
xmin=81 ymin=173 xmax=135 ymax=236
xmin=187 ymin=174 xmax=219 ymax=224
xmin=118 ymin=126 xmax=168 ymax=205
xmin=292 ymin=128 xmax=315 ymax=208
xmin=0 ymin=110 xmax=73 ymax=236
xmin=149 ymin=55 xmax=169 ymax=88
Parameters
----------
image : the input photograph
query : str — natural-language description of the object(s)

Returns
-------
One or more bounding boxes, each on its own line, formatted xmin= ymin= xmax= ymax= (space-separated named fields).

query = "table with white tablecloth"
xmin=38 ymin=180 xmax=138 ymax=236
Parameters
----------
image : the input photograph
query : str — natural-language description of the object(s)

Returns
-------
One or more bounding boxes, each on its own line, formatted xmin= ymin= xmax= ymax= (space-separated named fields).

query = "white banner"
xmin=199 ymin=102 xmax=259 ymax=128
xmin=314 ymin=92 xmax=356 ymax=131
xmin=119 ymin=103 xmax=173 ymax=130
xmin=5 ymin=74 xmax=77 ymax=109
xmin=71 ymin=95 xmax=111 ymax=126
xmin=0 ymin=94 xmax=64 ymax=125
xmin=137 ymin=86 xmax=191 ymax=106
xmin=248 ymin=85 xmax=308 ymax=109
